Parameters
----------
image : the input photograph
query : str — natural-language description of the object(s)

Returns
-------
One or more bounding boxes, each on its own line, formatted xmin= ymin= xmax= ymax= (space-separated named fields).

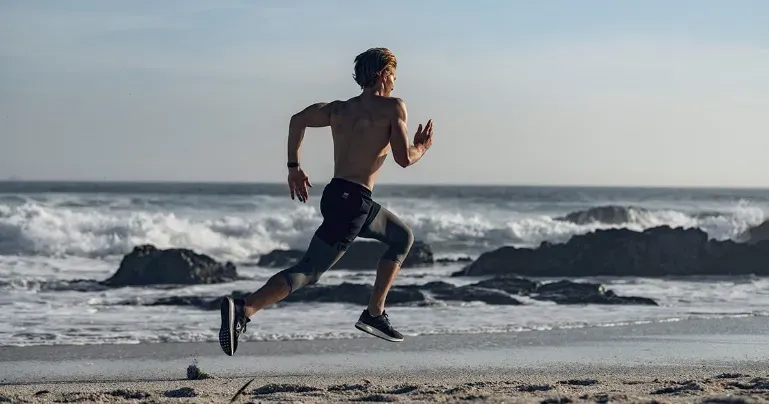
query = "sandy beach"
xmin=2 ymin=315 xmax=769 ymax=403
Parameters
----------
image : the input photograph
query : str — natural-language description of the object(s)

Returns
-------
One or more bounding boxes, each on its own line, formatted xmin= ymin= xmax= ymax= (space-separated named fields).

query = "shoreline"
xmin=2 ymin=316 xmax=769 ymax=402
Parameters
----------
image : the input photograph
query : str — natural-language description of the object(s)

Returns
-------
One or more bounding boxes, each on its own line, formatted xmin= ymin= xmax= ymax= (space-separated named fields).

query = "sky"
xmin=1 ymin=0 xmax=768 ymax=187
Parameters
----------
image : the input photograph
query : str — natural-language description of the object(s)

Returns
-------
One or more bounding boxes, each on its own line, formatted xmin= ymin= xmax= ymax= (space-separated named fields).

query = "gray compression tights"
xmin=278 ymin=204 xmax=414 ymax=294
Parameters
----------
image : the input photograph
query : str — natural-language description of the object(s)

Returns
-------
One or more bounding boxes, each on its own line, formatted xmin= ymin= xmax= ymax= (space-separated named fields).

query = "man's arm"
xmin=287 ymin=101 xmax=337 ymax=164
xmin=389 ymin=98 xmax=427 ymax=168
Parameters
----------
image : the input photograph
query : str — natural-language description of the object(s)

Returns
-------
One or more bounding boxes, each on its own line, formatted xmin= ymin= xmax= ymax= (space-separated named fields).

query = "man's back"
xmin=284 ymin=47 xmax=432 ymax=204
xmin=329 ymin=95 xmax=398 ymax=190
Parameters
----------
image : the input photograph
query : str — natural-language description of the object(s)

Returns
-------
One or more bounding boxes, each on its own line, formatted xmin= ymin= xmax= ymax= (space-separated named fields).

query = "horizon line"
xmin=1 ymin=178 xmax=769 ymax=191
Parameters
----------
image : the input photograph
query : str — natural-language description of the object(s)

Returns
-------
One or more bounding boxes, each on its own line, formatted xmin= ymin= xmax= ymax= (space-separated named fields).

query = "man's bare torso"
xmin=327 ymin=95 xmax=398 ymax=190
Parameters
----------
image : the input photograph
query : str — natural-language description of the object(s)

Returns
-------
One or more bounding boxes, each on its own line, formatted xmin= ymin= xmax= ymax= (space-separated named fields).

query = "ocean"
xmin=1 ymin=181 xmax=768 ymax=347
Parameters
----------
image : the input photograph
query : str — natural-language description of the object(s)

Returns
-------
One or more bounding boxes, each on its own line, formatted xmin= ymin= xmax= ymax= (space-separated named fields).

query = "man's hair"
xmin=353 ymin=47 xmax=397 ymax=89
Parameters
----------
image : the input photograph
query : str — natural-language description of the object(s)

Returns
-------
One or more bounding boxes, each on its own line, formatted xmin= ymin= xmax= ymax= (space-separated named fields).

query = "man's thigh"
xmin=315 ymin=188 xmax=373 ymax=249
xmin=358 ymin=202 xmax=408 ymax=242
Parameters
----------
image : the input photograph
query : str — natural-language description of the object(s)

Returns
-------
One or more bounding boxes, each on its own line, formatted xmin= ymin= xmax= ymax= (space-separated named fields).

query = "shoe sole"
xmin=354 ymin=321 xmax=404 ymax=342
xmin=219 ymin=297 xmax=235 ymax=356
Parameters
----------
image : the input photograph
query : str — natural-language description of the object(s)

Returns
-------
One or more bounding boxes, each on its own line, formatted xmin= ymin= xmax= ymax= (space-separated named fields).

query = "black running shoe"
xmin=354 ymin=309 xmax=404 ymax=342
xmin=219 ymin=296 xmax=250 ymax=356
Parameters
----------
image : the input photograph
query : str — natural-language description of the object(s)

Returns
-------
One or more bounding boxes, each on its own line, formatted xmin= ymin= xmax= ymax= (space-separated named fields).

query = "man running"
xmin=219 ymin=47 xmax=435 ymax=356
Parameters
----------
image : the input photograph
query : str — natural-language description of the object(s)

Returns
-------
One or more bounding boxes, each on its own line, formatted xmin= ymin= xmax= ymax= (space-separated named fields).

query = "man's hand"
xmin=288 ymin=167 xmax=312 ymax=203
xmin=413 ymin=119 xmax=434 ymax=150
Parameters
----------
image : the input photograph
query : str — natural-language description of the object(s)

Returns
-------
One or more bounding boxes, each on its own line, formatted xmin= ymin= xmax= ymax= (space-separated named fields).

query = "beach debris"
xmin=651 ymin=380 xmax=704 ymax=395
xmin=57 ymin=392 xmax=104 ymax=402
xmin=519 ymin=384 xmax=554 ymax=392
xmin=588 ymin=393 xmax=610 ymax=403
xmin=458 ymin=393 xmax=490 ymax=401
xmin=541 ymin=397 xmax=573 ymax=404
xmin=230 ymin=378 xmax=255 ymax=403
xmin=357 ymin=394 xmax=398 ymax=402
xmin=715 ymin=373 xmax=748 ymax=379
xmin=558 ymin=379 xmax=599 ymax=386
xmin=328 ymin=383 xmax=369 ymax=392
xmin=107 ymin=389 xmax=151 ymax=400
xmin=252 ymin=383 xmax=321 ymax=395
xmin=727 ymin=377 xmax=769 ymax=390
xmin=186 ymin=358 xmax=213 ymax=380
xmin=389 ymin=384 xmax=419 ymax=394
xmin=34 ymin=390 xmax=50 ymax=396
xmin=701 ymin=397 xmax=759 ymax=404
xmin=164 ymin=387 xmax=197 ymax=398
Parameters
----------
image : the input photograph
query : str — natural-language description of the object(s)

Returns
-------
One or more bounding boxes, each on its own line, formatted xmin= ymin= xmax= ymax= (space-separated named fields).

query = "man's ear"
xmin=378 ymin=68 xmax=390 ymax=81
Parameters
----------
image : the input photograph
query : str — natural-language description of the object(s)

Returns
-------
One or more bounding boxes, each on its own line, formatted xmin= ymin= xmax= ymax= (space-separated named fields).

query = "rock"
xmin=419 ymin=281 xmax=522 ymax=305
xmin=257 ymin=240 xmax=435 ymax=269
xmin=123 ymin=275 xmax=655 ymax=309
xmin=531 ymin=280 xmax=657 ymax=305
xmin=146 ymin=295 xmax=215 ymax=308
xmin=555 ymin=205 xmax=640 ymax=225
xmin=468 ymin=276 xmax=655 ymax=306
xmin=283 ymin=282 xmax=425 ymax=306
xmin=103 ymin=244 xmax=238 ymax=286
xmin=454 ymin=225 xmax=769 ymax=277
xmin=468 ymin=275 xmax=539 ymax=295
xmin=437 ymin=256 xmax=473 ymax=264
xmin=439 ymin=285 xmax=522 ymax=305
xmin=257 ymin=249 xmax=304 ymax=267
xmin=740 ymin=220 xmax=769 ymax=245
xmin=141 ymin=283 xmax=426 ymax=310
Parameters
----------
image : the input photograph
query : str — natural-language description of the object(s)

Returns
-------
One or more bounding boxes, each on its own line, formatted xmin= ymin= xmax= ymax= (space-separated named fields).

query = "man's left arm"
xmin=287 ymin=101 xmax=337 ymax=165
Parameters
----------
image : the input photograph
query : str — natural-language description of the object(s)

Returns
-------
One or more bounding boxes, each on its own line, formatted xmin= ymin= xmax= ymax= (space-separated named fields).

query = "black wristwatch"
xmin=287 ymin=162 xmax=299 ymax=168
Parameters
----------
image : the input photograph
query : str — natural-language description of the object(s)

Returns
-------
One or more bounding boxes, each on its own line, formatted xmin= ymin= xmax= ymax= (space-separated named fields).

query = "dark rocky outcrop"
xmin=467 ymin=275 xmax=656 ymax=305
xmin=257 ymin=240 xmax=435 ymax=269
xmin=454 ymin=226 xmax=769 ymax=277
xmin=531 ymin=279 xmax=657 ymax=305
xmin=102 ymin=244 xmax=239 ymax=286
xmin=256 ymin=249 xmax=305 ymax=268
xmin=417 ymin=281 xmax=523 ymax=305
xmin=555 ymin=205 xmax=640 ymax=225
xmin=120 ymin=275 xmax=656 ymax=310
xmin=740 ymin=220 xmax=769 ymax=245
xmin=282 ymin=282 xmax=425 ymax=306
xmin=470 ymin=276 xmax=539 ymax=295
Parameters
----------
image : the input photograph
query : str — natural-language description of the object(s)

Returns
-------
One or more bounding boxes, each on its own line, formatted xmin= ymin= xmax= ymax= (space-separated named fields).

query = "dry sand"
xmin=3 ymin=364 xmax=769 ymax=403
xmin=2 ymin=316 xmax=769 ymax=403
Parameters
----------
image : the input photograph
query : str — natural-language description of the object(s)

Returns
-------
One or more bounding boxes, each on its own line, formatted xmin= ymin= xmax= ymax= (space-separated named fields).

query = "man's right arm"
xmin=389 ymin=98 xmax=428 ymax=168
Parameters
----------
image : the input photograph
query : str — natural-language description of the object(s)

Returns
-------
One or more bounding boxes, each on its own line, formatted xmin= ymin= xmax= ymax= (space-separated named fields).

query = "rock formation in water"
xmin=454 ymin=225 xmax=769 ymax=277
xmin=119 ymin=274 xmax=657 ymax=309
xmin=102 ymin=244 xmax=239 ymax=286
xmin=258 ymin=240 xmax=436 ymax=269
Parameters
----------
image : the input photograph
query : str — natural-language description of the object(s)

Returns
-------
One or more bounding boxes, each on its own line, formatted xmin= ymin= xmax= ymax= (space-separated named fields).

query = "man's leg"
xmin=354 ymin=203 xmax=414 ymax=342
xmin=243 ymin=232 xmax=348 ymax=317
xmin=218 ymin=232 xmax=349 ymax=356
xmin=219 ymin=179 xmax=372 ymax=356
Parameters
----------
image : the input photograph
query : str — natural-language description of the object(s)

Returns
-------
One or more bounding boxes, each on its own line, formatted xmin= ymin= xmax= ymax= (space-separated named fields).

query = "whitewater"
xmin=1 ymin=181 xmax=769 ymax=346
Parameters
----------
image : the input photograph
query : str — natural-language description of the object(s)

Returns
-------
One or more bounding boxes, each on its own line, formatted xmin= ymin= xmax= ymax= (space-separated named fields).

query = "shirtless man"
xmin=218 ymin=47 xmax=434 ymax=356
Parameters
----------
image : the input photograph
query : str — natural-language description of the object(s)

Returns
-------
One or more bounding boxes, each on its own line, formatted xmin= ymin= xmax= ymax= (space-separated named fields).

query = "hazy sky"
xmin=2 ymin=0 xmax=768 ymax=187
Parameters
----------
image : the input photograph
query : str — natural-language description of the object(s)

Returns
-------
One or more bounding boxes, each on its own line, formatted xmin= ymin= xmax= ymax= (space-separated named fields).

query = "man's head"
xmin=353 ymin=47 xmax=397 ymax=95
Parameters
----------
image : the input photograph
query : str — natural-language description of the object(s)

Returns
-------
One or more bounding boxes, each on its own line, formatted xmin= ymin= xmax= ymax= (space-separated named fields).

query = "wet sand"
xmin=2 ymin=316 xmax=768 ymax=403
